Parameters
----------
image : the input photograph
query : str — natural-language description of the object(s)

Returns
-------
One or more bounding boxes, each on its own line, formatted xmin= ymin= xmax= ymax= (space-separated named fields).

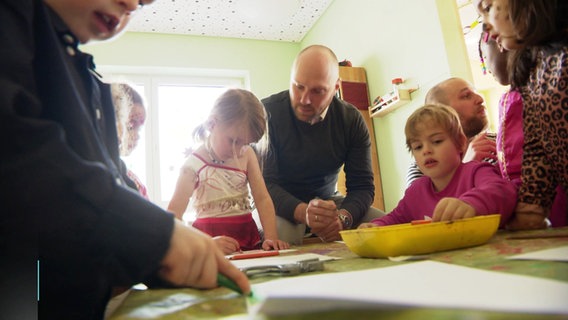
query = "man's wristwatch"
xmin=338 ymin=210 xmax=353 ymax=230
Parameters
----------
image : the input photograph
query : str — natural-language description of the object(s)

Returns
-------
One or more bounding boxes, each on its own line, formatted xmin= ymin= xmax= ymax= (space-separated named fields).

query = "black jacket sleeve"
xmin=1 ymin=1 xmax=174 ymax=316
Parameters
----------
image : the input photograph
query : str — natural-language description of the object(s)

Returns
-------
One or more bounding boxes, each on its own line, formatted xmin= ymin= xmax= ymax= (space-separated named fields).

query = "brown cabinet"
xmin=337 ymin=66 xmax=385 ymax=211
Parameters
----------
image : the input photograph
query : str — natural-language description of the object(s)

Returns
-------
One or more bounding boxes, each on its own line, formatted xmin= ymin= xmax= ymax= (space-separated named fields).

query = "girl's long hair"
xmin=193 ymin=88 xmax=269 ymax=168
xmin=508 ymin=0 xmax=568 ymax=88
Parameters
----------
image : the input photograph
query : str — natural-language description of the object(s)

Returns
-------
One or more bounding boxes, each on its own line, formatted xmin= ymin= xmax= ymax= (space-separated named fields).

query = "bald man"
xmin=406 ymin=77 xmax=497 ymax=187
xmin=261 ymin=45 xmax=384 ymax=245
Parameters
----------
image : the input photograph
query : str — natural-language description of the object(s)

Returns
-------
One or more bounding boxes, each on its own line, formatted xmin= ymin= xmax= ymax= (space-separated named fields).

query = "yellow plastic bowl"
xmin=340 ymin=214 xmax=500 ymax=258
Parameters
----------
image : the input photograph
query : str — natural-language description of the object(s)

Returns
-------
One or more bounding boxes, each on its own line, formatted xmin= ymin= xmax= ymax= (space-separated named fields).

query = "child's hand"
xmin=262 ymin=239 xmax=290 ymax=251
xmin=158 ymin=220 xmax=250 ymax=294
xmin=358 ymin=222 xmax=378 ymax=229
xmin=506 ymin=202 xmax=548 ymax=231
xmin=432 ymin=197 xmax=475 ymax=222
xmin=212 ymin=236 xmax=241 ymax=254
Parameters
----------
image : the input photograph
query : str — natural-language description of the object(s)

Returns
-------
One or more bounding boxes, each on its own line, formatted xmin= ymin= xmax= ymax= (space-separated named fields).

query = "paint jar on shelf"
xmin=391 ymin=77 xmax=404 ymax=94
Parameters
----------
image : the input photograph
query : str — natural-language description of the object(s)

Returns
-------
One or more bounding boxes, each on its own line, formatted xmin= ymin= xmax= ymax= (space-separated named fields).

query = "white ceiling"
xmin=127 ymin=0 xmax=334 ymax=42
xmin=127 ymin=0 xmax=482 ymax=58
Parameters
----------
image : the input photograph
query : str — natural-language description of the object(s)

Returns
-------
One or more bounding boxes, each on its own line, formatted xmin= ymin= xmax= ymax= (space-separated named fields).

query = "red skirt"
xmin=192 ymin=213 xmax=261 ymax=251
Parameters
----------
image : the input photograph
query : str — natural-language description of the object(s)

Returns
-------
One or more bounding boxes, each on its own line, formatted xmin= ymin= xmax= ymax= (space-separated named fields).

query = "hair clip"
xmin=483 ymin=31 xmax=490 ymax=43
xmin=480 ymin=58 xmax=487 ymax=75
xmin=470 ymin=18 xmax=480 ymax=30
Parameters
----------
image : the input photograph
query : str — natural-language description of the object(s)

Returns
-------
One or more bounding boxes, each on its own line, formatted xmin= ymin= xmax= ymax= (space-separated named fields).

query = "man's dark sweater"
xmin=262 ymin=90 xmax=374 ymax=225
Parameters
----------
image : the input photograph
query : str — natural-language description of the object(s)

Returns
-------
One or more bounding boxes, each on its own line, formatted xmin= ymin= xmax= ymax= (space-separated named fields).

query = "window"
xmin=99 ymin=66 xmax=247 ymax=212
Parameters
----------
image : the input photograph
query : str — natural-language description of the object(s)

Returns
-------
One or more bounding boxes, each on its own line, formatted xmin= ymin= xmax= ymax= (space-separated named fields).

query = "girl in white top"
xmin=168 ymin=88 xmax=289 ymax=254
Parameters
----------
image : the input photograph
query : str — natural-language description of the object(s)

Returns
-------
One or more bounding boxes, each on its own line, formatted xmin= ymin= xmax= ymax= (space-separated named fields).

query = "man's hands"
xmin=463 ymin=133 xmax=497 ymax=162
xmin=158 ymin=219 xmax=250 ymax=294
xmin=262 ymin=239 xmax=290 ymax=251
xmin=305 ymin=198 xmax=342 ymax=242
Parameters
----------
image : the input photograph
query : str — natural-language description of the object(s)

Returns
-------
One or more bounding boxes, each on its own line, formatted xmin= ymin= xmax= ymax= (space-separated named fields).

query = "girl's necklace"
xmin=205 ymin=141 xmax=224 ymax=164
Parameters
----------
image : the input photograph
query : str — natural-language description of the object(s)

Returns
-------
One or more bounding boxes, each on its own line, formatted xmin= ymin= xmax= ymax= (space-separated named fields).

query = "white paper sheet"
xmin=250 ymin=261 xmax=568 ymax=316
xmin=230 ymin=253 xmax=338 ymax=269
xmin=507 ymin=245 xmax=568 ymax=262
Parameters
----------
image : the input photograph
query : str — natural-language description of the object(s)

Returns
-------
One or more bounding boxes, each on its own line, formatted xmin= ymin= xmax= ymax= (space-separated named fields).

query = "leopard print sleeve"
xmin=518 ymin=46 xmax=568 ymax=210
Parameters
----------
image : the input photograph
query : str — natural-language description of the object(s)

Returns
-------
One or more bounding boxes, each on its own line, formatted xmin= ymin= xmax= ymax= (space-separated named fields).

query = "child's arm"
xmin=465 ymin=163 xmax=518 ymax=226
xmin=245 ymin=147 xmax=289 ymax=250
xmin=440 ymin=163 xmax=518 ymax=227
xmin=167 ymin=166 xmax=197 ymax=220
xmin=507 ymin=202 xmax=548 ymax=230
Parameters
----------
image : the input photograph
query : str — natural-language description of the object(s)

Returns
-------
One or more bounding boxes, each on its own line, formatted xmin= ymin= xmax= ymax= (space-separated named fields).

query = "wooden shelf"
xmin=369 ymin=88 xmax=412 ymax=118
xmin=338 ymin=66 xmax=385 ymax=211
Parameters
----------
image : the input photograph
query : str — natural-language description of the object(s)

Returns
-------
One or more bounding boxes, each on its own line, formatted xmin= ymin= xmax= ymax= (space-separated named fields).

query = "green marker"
xmin=217 ymin=274 xmax=252 ymax=297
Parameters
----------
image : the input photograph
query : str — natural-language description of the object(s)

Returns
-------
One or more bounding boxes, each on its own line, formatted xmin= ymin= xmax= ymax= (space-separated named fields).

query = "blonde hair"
xmin=193 ymin=88 xmax=269 ymax=165
xmin=111 ymin=83 xmax=133 ymax=152
xmin=110 ymin=83 xmax=146 ymax=156
xmin=405 ymin=104 xmax=467 ymax=157
xmin=111 ymin=83 xmax=130 ymax=124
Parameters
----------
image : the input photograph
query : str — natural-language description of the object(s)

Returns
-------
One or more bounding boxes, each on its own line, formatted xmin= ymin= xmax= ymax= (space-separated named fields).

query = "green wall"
xmin=83 ymin=32 xmax=299 ymax=99
xmin=83 ymin=0 xmax=471 ymax=212
xmin=302 ymin=0 xmax=471 ymax=211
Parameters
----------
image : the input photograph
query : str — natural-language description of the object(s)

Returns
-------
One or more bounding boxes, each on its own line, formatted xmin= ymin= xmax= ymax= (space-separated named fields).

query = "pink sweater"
xmin=497 ymin=90 xmax=524 ymax=184
xmin=497 ymin=89 xmax=567 ymax=227
xmin=372 ymin=162 xmax=517 ymax=228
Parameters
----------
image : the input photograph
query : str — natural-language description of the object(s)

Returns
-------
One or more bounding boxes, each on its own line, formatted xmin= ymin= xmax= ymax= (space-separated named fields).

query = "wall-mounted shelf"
xmin=369 ymin=88 xmax=412 ymax=118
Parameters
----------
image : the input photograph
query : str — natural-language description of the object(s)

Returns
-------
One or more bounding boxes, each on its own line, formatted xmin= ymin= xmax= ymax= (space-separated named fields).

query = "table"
xmin=108 ymin=227 xmax=568 ymax=319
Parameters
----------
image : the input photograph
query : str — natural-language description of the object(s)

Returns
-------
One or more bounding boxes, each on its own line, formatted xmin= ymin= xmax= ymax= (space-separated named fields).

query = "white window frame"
xmin=98 ymin=66 xmax=249 ymax=209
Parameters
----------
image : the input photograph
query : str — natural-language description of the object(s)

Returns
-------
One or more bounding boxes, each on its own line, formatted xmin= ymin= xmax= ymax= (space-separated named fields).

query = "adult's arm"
xmin=341 ymin=110 xmax=374 ymax=224
xmin=263 ymin=136 xmax=303 ymax=223
xmin=405 ymin=161 xmax=423 ymax=188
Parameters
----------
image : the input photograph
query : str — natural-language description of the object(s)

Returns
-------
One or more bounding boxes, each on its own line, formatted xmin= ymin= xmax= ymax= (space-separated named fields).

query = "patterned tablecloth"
xmin=108 ymin=227 xmax=568 ymax=320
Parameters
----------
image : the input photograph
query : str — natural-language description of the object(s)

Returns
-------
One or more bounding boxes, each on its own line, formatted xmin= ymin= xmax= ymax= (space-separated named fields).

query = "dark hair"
xmin=509 ymin=0 xmax=564 ymax=46
xmin=509 ymin=0 xmax=568 ymax=87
